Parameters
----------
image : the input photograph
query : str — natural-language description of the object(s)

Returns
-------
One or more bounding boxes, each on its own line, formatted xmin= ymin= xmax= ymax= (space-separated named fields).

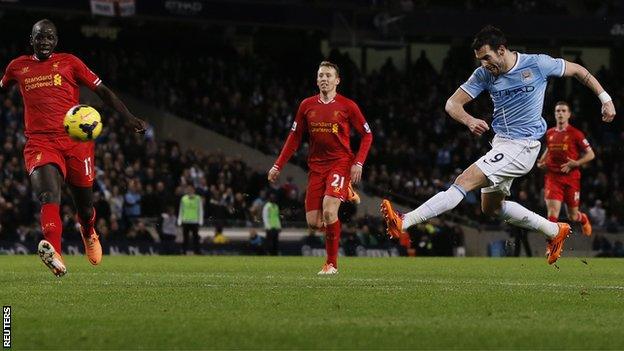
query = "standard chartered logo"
xmin=24 ymin=73 xmax=62 ymax=90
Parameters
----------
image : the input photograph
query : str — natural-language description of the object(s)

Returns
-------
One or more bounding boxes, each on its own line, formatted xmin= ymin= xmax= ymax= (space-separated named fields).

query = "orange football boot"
xmin=546 ymin=223 xmax=572 ymax=265
xmin=380 ymin=199 xmax=405 ymax=239
xmin=580 ymin=213 xmax=592 ymax=237
xmin=347 ymin=183 xmax=361 ymax=204
xmin=80 ymin=226 xmax=102 ymax=265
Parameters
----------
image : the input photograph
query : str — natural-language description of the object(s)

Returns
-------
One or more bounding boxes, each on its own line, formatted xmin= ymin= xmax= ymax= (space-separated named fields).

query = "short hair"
xmin=555 ymin=101 xmax=570 ymax=109
xmin=32 ymin=19 xmax=57 ymax=34
xmin=471 ymin=25 xmax=507 ymax=51
xmin=319 ymin=61 xmax=340 ymax=77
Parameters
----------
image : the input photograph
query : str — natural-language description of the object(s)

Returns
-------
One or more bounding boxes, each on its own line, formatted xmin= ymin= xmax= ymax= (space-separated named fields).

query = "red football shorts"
xmin=305 ymin=158 xmax=352 ymax=212
xmin=23 ymin=135 xmax=95 ymax=187
xmin=544 ymin=172 xmax=581 ymax=208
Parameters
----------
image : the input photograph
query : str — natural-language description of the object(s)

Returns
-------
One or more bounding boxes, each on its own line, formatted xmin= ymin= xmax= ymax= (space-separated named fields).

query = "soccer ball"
xmin=64 ymin=105 xmax=103 ymax=141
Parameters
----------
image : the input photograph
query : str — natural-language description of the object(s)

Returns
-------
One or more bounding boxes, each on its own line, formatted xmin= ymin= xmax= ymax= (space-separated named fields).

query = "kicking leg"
xmin=382 ymin=163 xmax=488 ymax=238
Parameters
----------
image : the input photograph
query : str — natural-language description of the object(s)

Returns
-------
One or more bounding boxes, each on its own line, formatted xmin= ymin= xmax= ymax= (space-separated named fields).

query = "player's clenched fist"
xmin=466 ymin=117 xmax=489 ymax=136
xmin=267 ymin=166 xmax=280 ymax=183
xmin=130 ymin=116 xmax=148 ymax=133
xmin=601 ymin=101 xmax=616 ymax=122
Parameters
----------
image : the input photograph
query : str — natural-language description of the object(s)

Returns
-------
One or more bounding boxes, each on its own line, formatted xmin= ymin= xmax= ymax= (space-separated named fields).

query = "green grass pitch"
xmin=2 ymin=255 xmax=624 ymax=350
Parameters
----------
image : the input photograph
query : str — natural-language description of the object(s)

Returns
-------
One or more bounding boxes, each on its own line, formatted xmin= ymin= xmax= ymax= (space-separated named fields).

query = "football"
xmin=64 ymin=104 xmax=103 ymax=141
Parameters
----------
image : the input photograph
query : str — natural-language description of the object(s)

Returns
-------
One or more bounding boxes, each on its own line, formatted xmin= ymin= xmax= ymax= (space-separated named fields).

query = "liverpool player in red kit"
xmin=537 ymin=101 xmax=594 ymax=236
xmin=0 ymin=20 xmax=146 ymax=276
xmin=268 ymin=61 xmax=372 ymax=274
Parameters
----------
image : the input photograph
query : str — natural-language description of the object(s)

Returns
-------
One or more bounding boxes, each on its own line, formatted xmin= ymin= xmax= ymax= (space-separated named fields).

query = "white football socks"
xmin=499 ymin=201 xmax=559 ymax=238
xmin=402 ymin=184 xmax=466 ymax=230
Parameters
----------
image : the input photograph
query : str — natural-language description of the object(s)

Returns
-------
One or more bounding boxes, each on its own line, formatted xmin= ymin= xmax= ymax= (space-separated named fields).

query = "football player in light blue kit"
xmin=381 ymin=25 xmax=616 ymax=264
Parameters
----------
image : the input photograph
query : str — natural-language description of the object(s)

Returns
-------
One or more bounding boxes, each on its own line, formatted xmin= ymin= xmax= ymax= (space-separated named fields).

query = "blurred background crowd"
xmin=1 ymin=1 xmax=623 ymax=256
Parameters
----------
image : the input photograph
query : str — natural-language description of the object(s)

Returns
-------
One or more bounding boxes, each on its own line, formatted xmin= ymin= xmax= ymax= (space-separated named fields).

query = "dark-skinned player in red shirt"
xmin=268 ymin=61 xmax=373 ymax=275
xmin=0 ymin=19 xmax=147 ymax=277
xmin=537 ymin=101 xmax=594 ymax=237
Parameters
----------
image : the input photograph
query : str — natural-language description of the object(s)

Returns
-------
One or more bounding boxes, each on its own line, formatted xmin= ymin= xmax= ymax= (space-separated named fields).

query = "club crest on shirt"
xmin=52 ymin=62 xmax=59 ymax=70
xmin=521 ymin=69 xmax=533 ymax=82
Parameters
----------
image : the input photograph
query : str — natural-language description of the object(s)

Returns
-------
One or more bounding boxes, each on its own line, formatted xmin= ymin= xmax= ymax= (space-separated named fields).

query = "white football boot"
xmin=317 ymin=263 xmax=338 ymax=275
xmin=38 ymin=240 xmax=67 ymax=277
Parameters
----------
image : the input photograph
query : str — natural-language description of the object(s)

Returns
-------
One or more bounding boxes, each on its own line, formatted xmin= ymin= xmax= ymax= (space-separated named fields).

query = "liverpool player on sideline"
xmin=268 ymin=61 xmax=373 ymax=275
xmin=381 ymin=25 xmax=615 ymax=265
xmin=537 ymin=101 xmax=594 ymax=236
xmin=0 ymin=20 xmax=147 ymax=276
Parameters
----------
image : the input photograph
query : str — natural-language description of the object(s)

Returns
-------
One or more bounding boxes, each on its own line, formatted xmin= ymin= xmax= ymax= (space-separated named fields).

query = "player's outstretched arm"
xmin=445 ymin=88 xmax=490 ymax=136
xmin=95 ymin=84 xmax=147 ymax=133
xmin=563 ymin=61 xmax=616 ymax=122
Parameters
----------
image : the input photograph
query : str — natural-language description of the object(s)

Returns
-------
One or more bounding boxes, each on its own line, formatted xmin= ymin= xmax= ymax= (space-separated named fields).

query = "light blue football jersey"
xmin=460 ymin=53 xmax=565 ymax=140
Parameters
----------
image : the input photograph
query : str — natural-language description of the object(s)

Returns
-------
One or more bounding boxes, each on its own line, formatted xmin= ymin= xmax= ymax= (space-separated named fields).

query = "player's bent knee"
xmin=307 ymin=220 xmax=323 ymax=231
xmin=481 ymin=202 xmax=502 ymax=217
xmin=454 ymin=171 xmax=477 ymax=191
xmin=322 ymin=210 xmax=337 ymax=224
xmin=38 ymin=191 xmax=59 ymax=204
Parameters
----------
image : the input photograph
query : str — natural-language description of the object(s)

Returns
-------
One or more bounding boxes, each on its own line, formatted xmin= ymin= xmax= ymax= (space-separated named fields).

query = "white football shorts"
xmin=475 ymin=135 xmax=541 ymax=196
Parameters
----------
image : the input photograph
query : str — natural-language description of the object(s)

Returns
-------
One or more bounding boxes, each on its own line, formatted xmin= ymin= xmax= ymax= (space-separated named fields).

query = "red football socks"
xmin=548 ymin=216 xmax=558 ymax=223
xmin=325 ymin=220 xmax=342 ymax=268
xmin=77 ymin=208 xmax=96 ymax=237
xmin=40 ymin=203 xmax=62 ymax=253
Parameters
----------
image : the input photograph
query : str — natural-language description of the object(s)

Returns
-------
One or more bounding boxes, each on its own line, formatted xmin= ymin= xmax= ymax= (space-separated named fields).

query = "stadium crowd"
xmin=1 ymin=18 xmax=623 ymax=257
xmin=81 ymin=41 xmax=624 ymax=230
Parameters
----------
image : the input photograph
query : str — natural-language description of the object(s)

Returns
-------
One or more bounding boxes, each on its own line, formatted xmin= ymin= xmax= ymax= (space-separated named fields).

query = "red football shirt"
xmin=1 ymin=53 xmax=101 ymax=138
xmin=274 ymin=93 xmax=373 ymax=170
xmin=544 ymin=125 xmax=591 ymax=177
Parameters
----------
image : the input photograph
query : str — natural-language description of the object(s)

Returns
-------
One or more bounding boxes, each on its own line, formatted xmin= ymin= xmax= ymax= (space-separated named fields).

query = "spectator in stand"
xmin=132 ymin=221 xmax=154 ymax=242
xmin=589 ymin=200 xmax=606 ymax=227
xmin=124 ymin=180 xmax=142 ymax=225
xmin=249 ymin=189 xmax=266 ymax=224
xmin=247 ymin=228 xmax=265 ymax=255
xmin=213 ymin=224 xmax=229 ymax=245
xmin=160 ymin=206 xmax=178 ymax=254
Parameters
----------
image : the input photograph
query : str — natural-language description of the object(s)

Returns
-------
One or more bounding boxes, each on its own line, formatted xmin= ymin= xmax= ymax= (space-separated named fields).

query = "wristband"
xmin=598 ymin=91 xmax=612 ymax=104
